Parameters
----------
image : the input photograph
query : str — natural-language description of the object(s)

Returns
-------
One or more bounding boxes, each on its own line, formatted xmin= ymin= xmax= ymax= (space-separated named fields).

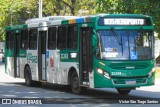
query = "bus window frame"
xmin=20 ymin=29 xmax=29 ymax=50
xmin=67 ymin=24 xmax=78 ymax=50
xmin=57 ymin=25 xmax=67 ymax=50
xmin=29 ymin=28 xmax=38 ymax=50
xmin=6 ymin=30 xmax=14 ymax=50
xmin=48 ymin=27 xmax=57 ymax=50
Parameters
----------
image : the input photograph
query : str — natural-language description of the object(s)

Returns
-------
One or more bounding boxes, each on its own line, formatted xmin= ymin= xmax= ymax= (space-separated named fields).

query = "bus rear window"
xmin=6 ymin=31 xmax=14 ymax=50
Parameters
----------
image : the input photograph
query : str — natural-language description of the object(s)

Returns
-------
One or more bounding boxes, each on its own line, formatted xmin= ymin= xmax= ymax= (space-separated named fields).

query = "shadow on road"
xmin=0 ymin=82 xmax=160 ymax=105
xmin=12 ymin=82 xmax=151 ymax=99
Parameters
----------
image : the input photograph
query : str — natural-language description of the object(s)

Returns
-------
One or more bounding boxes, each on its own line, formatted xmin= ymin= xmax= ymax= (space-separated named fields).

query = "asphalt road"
xmin=0 ymin=55 xmax=160 ymax=107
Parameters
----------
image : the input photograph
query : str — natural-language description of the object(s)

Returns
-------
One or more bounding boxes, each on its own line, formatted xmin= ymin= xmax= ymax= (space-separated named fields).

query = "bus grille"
xmin=109 ymin=62 xmax=149 ymax=70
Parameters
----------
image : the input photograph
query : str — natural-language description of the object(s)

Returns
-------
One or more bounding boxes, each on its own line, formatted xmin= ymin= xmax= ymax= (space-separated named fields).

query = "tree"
xmin=0 ymin=0 xmax=27 ymax=41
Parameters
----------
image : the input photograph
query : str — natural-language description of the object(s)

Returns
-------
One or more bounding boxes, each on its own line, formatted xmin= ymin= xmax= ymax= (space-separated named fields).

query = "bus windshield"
xmin=98 ymin=30 xmax=154 ymax=60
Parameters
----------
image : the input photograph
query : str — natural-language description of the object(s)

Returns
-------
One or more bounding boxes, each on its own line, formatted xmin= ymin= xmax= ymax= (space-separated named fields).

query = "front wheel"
xmin=117 ymin=89 xmax=131 ymax=95
xmin=71 ymin=72 xmax=82 ymax=94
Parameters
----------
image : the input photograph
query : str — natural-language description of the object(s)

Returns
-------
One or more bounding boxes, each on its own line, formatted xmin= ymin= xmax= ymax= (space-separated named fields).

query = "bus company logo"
xmin=1 ymin=99 xmax=42 ymax=105
xmin=2 ymin=99 xmax=11 ymax=104
xmin=27 ymin=53 xmax=38 ymax=63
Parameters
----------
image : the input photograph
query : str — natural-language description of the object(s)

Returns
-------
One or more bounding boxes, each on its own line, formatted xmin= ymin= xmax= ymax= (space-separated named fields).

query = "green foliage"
xmin=156 ymin=68 xmax=160 ymax=79
xmin=0 ymin=0 xmax=160 ymax=41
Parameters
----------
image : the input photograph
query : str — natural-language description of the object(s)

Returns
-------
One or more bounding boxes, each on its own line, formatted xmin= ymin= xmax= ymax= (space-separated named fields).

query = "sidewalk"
xmin=0 ymin=66 xmax=25 ymax=83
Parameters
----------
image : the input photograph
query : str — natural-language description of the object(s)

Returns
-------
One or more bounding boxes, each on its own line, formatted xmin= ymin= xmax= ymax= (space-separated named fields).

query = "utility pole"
xmin=39 ymin=0 xmax=42 ymax=18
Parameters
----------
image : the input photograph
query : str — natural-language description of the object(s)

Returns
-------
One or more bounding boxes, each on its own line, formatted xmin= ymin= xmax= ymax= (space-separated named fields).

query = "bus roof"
xmin=25 ymin=16 xmax=77 ymax=24
xmin=6 ymin=14 xmax=153 ymax=29
xmin=25 ymin=14 xmax=151 ymax=24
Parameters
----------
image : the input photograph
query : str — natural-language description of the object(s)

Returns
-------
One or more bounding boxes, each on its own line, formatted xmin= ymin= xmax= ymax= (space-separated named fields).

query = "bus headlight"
xmin=148 ymin=68 xmax=155 ymax=78
xmin=97 ymin=68 xmax=103 ymax=74
xmin=97 ymin=68 xmax=111 ymax=79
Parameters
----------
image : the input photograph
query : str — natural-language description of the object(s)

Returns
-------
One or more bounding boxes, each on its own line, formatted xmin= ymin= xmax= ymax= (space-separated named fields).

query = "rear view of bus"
xmin=93 ymin=14 xmax=155 ymax=94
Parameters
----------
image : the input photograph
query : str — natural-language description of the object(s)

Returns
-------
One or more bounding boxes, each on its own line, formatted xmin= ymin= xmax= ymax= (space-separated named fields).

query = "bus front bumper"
xmin=94 ymin=72 xmax=155 ymax=88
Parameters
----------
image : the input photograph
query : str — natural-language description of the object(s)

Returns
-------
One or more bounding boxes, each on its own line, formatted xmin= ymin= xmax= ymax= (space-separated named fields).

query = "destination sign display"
xmin=99 ymin=17 xmax=152 ymax=26
xmin=104 ymin=19 xmax=144 ymax=25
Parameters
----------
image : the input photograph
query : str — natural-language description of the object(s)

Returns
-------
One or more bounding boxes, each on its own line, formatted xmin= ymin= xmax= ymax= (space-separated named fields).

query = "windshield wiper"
xmin=111 ymin=27 xmax=122 ymax=45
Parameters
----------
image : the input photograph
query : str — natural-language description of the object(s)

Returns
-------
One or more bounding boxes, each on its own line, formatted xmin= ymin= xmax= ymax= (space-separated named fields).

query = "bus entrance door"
xmin=38 ymin=31 xmax=47 ymax=81
xmin=14 ymin=32 xmax=20 ymax=77
xmin=80 ymin=27 xmax=93 ymax=85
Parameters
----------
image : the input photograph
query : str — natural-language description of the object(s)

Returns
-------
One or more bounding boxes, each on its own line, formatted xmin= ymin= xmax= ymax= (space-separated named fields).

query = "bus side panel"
xmin=59 ymin=50 xmax=79 ymax=85
xmin=46 ymin=50 xmax=80 ymax=85
xmin=18 ymin=49 xmax=27 ymax=79
xmin=19 ymin=57 xmax=27 ymax=78
xmin=46 ymin=50 xmax=58 ymax=83
xmin=6 ymin=57 xmax=14 ymax=77
xmin=27 ymin=50 xmax=38 ymax=81
xmin=59 ymin=62 xmax=79 ymax=85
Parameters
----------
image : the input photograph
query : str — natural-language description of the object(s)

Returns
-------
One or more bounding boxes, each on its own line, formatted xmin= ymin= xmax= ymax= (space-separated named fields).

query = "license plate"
xmin=126 ymin=80 xmax=136 ymax=85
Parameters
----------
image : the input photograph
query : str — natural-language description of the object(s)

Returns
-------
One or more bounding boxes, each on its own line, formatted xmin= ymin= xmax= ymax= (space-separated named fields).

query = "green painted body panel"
xmin=18 ymin=50 xmax=27 ymax=58
xmin=62 ymin=20 xmax=69 ymax=25
xmin=6 ymin=24 xmax=28 ymax=30
xmin=60 ymin=50 xmax=79 ymax=62
xmin=92 ymin=14 xmax=155 ymax=88
xmin=5 ymin=49 xmax=14 ymax=57
xmin=94 ymin=57 xmax=155 ymax=88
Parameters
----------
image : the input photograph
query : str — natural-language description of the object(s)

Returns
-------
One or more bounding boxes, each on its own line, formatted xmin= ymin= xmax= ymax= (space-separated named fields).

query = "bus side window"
xmin=48 ymin=27 xmax=56 ymax=50
xmin=29 ymin=29 xmax=37 ymax=50
xmin=21 ymin=30 xmax=28 ymax=49
xmin=57 ymin=26 xmax=67 ymax=49
xmin=68 ymin=25 xmax=78 ymax=50
xmin=6 ymin=30 xmax=14 ymax=50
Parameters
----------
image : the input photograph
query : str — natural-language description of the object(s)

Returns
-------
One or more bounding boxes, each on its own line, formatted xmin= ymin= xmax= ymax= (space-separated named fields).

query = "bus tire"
xmin=25 ymin=66 xmax=33 ymax=87
xmin=34 ymin=81 xmax=42 ymax=87
xmin=71 ymin=71 xmax=82 ymax=94
xmin=117 ymin=89 xmax=131 ymax=95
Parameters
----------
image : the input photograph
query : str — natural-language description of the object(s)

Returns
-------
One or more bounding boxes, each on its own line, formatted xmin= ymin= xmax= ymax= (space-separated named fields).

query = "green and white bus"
xmin=5 ymin=14 xmax=155 ymax=94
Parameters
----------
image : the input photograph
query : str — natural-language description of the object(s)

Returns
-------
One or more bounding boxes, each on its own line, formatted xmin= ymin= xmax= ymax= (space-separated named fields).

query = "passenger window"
xmin=48 ymin=27 xmax=56 ymax=50
xmin=57 ymin=26 xmax=67 ymax=49
xmin=68 ymin=25 xmax=78 ymax=50
xmin=29 ymin=29 xmax=37 ymax=50
xmin=21 ymin=30 xmax=28 ymax=49
xmin=6 ymin=30 xmax=14 ymax=50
